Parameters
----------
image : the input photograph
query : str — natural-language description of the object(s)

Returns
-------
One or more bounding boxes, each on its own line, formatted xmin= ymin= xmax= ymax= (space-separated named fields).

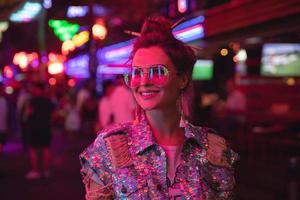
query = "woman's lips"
xmin=139 ymin=91 xmax=159 ymax=99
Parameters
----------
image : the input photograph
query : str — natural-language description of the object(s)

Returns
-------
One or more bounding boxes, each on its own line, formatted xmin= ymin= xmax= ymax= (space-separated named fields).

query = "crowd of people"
xmin=0 ymin=76 xmax=136 ymax=180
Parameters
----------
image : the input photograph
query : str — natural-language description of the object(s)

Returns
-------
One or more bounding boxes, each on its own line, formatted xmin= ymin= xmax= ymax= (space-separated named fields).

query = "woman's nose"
xmin=140 ymin=72 xmax=151 ymax=85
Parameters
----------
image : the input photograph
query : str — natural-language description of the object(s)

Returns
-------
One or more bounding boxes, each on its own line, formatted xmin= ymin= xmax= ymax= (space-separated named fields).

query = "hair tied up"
xmin=123 ymin=16 xmax=186 ymax=38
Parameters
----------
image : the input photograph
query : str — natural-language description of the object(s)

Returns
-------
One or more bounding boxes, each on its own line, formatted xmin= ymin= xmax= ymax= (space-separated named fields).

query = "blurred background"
xmin=0 ymin=0 xmax=300 ymax=199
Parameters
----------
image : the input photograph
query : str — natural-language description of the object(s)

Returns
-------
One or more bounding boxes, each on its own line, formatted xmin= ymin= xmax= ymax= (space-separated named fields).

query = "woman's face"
xmin=131 ymin=46 xmax=187 ymax=111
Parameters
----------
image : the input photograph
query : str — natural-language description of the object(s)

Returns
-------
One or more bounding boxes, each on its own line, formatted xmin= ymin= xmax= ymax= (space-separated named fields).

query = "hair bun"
xmin=141 ymin=15 xmax=173 ymax=38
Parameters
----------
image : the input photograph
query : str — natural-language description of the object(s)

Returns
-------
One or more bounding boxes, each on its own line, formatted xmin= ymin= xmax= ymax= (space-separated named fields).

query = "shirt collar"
xmin=130 ymin=119 xmax=156 ymax=155
xmin=130 ymin=117 xmax=209 ymax=154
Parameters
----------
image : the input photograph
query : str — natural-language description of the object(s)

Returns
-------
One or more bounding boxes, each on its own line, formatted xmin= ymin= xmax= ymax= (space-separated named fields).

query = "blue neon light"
xmin=97 ymin=39 xmax=134 ymax=63
xmin=174 ymin=24 xmax=204 ymax=42
xmin=173 ymin=15 xmax=204 ymax=31
xmin=65 ymin=54 xmax=90 ymax=78
xmin=67 ymin=6 xmax=89 ymax=18
xmin=10 ymin=2 xmax=42 ymax=22
xmin=97 ymin=64 xmax=129 ymax=77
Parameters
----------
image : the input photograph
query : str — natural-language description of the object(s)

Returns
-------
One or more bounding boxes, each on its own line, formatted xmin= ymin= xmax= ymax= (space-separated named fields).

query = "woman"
xmin=80 ymin=15 xmax=238 ymax=199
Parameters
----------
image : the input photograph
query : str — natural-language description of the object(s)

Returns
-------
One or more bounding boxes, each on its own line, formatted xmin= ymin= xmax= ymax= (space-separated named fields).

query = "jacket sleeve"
xmin=203 ymin=132 xmax=239 ymax=199
xmin=79 ymin=136 xmax=114 ymax=200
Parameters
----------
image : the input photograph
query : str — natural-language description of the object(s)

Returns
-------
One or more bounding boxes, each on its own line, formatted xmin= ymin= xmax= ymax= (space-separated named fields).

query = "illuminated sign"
xmin=97 ymin=64 xmax=130 ymax=77
xmin=48 ymin=19 xmax=80 ymax=42
xmin=0 ymin=21 xmax=9 ymax=42
xmin=174 ymin=24 xmax=204 ymax=42
xmin=178 ymin=0 xmax=188 ymax=13
xmin=10 ymin=2 xmax=42 ymax=22
xmin=67 ymin=6 xmax=89 ymax=18
xmin=43 ymin=0 xmax=52 ymax=9
xmin=3 ymin=65 xmax=14 ymax=79
xmin=48 ymin=62 xmax=64 ymax=75
xmin=62 ymin=31 xmax=90 ymax=55
xmin=65 ymin=54 xmax=90 ymax=78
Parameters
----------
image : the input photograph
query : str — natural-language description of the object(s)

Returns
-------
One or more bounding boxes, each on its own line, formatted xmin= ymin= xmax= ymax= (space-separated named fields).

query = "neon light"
xmin=67 ymin=6 xmax=88 ymax=18
xmin=0 ymin=21 xmax=9 ymax=42
xmin=65 ymin=54 xmax=90 ymax=78
xmin=61 ymin=31 xmax=89 ymax=55
xmin=13 ymin=52 xmax=28 ymax=69
xmin=43 ymin=0 xmax=52 ymax=9
xmin=5 ymin=86 xmax=14 ymax=95
xmin=97 ymin=16 xmax=205 ymax=63
xmin=98 ymin=25 xmax=203 ymax=63
xmin=178 ymin=0 xmax=188 ymax=13
xmin=3 ymin=66 xmax=14 ymax=79
xmin=48 ymin=19 xmax=80 ymax=42
xmin=97 ymin=64 xmax=129 ymax=76
xmin=0 ymin=21 xmax=8 ymax=31
xmin=68 ymin=79 xmax=76 ymax=87
xmin=48 ymin=77 xmax=56 ymax=85
xmin=104 ymin=45 xmax=132 ymax=61
xmin=92 ymin=20 xmax=107 ymax=40
xmin=220 ymin=48 xmax=228 ymax=56
xmin=10 ymin=2 xmax=42 ymax=22
xmin=192 ymin=60 xmax=213 ymax=80
xmin=93 ymin=5 xmax=108 ymax=16
xmin=73 ymin=31 xmax=89 ymax=47
xmin=172 ymin=15 xmax=204 ymax=31
xmin=236 ymin=49 xmax=247 ymax=62
xmin=48 ymin=62 xmax=64 ymax=75
xmin=97 ymin=40 xmax=134 ymax=63
xmin=174 ymin=24 xmax=204 ymax=42
xmin=62 ymin=40 xmax=76 ymax=55
xmin=48 ymin=53 xmax=66 ymax=62
xmin=13 ymin=52 xmax=39 ymax=70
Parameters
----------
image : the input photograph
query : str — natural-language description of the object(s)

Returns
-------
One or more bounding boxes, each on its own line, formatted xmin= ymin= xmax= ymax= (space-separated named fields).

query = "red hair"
xmin=130 ymin=15 xmax=196 ymax=86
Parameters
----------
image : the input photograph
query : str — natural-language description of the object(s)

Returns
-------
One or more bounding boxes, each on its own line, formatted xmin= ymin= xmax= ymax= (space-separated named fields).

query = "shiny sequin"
xmin=80 ymin=115 xmax=238 ymax=199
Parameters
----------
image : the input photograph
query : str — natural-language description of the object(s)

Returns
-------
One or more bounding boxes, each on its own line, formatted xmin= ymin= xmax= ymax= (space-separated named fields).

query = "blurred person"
xmin=81 ymin=91 xmax=98 ymax=137
xmin=76 ymin=80 xmax=93 ymax=112
xmin=98 ymin=80 xmax=116 ymax=129
xmin=214 ymin=78 xmax=247 ymax=141
xmin=77 ymin=80 xmax=95 ymax=136
xmin=109 ymin=75 xmax=135 ymax=125
xmin=223 ymin=78 xmax=246 ymax=116
xmin=64 ymin=93 xmax=81 ymax=139
xmin=17 ymin=82 xmax=32 ymax=148
xmin=80 ymin=15 xmax=238 ymax=199
xmin=0 ymin=83 xmax=8 ymax=167
xmin=24 ymin=82 xmax=55 ymax=179
xmin=16 ymin=81 xmax=31 ymax=134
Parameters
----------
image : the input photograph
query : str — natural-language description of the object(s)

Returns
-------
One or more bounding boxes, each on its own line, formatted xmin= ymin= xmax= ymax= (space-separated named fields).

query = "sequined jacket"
xmin=80 ymin=119 xmax=238 ymax=200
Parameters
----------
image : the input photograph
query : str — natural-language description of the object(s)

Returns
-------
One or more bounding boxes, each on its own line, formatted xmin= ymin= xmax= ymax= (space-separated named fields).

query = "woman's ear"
xmin=179 ymin=73 xmax=189 ymax=90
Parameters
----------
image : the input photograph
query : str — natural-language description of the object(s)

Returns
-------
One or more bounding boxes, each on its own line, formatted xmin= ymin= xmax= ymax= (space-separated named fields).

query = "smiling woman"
xmin=80 ymin=14 xmax=238 ymax=200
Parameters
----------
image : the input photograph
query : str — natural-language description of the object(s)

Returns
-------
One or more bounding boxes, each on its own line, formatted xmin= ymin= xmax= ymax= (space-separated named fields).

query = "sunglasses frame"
xmin=123 ymin=64 xmax=171 ymax=88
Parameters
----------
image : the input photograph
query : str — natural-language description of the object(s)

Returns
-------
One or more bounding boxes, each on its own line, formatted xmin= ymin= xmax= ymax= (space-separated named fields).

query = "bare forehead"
xmin=132 ymin=46 xmax=173 ymax=67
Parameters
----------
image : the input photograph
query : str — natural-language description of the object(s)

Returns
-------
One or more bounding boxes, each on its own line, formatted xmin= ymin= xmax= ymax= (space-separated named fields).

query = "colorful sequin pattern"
xmin=80 ymin=118 xmax=238 ymax=200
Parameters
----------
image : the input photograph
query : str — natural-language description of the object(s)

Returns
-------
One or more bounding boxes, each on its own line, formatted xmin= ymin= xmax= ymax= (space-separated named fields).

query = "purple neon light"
xmin=97 ymin=16 xmax=205 ymax=64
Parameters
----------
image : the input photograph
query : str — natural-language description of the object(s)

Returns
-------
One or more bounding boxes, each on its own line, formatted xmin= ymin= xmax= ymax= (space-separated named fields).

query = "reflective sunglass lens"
xmin=124 ymin=65 xmax=169 ymax=88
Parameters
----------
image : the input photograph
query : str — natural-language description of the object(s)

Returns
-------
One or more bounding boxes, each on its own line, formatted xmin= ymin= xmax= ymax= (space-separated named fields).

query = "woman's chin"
xmin=139 ymin=103 xmax=157 ymax=111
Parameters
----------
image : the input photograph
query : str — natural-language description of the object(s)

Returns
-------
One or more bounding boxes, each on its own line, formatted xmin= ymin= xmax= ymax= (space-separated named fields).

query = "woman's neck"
xmin=145 ymin=107 xmax=185 ymax=146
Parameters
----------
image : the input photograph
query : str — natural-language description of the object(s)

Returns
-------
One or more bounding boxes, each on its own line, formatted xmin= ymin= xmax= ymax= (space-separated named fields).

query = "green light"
xmin=192 ymin=60 xmax=213 ymax=80
xmin=48 ymin=19 xmax=80 ymax=42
